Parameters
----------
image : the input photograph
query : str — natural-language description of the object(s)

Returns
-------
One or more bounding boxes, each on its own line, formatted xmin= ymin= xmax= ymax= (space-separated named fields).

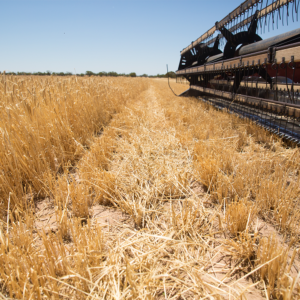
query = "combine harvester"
xmin=176 ymin=0 xmax=300 ymax=144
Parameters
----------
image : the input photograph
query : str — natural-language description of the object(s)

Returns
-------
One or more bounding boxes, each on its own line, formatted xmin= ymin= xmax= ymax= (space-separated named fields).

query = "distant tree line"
xmin=2 ymin=70 xmax=176 ymax=78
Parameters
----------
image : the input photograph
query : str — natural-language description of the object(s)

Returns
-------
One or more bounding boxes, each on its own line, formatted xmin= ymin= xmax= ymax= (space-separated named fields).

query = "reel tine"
xmin=272 ymin=0 xmax=275 ymax=31
xmin=287 ymin=2 xmax=289 ymax=26
xmin=278 ymin=4 xmax=282 ymax=21
xmin=264 ymin=0 xmax=268 ymax=33
xmin=241 ymin=11 xmax=243 ymax=27
xmin=259 ymin=1 xmax=263 ymax=33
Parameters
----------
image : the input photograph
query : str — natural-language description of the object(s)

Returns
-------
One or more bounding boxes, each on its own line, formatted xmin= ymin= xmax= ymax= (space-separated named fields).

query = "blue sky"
xmin=2 ymin=0 xmax=299 ymax=75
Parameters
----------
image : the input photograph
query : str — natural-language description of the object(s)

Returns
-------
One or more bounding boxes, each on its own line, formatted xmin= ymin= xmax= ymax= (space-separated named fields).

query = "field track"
xmin=0 ymin=77 xmax=300 ymax=299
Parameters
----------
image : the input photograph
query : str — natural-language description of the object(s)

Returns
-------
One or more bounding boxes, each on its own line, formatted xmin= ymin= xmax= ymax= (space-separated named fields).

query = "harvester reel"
xmin=194 ymin=37 xmax=222 ymax=67
xmin=217 ymin=10 xmax=262 ymax=59
xmin=223 ymin=31 xmax=262 ymax=59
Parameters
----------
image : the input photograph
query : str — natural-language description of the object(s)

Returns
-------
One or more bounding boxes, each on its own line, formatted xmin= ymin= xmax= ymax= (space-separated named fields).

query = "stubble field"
xmin=0 ymin=75 xmax=299 ymax=299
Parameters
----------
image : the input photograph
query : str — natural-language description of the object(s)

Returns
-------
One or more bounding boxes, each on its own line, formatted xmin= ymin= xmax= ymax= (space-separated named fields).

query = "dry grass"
xmin=164 ymin=93 xmax=300 ymax=236
xmin=0 ymin=75 xmax=148 ymax=214
xmin=0 ymin=76 xmax=299 ymax=299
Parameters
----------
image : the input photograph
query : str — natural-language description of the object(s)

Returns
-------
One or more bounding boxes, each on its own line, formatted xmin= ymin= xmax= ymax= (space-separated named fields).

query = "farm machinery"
xmin=176 ymin=0 xmax=300 ymax=143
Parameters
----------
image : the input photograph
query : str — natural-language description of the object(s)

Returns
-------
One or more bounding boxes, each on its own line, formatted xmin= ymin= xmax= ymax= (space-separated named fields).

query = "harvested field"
xmin=0 ymin=75 xmax=300 ymax=299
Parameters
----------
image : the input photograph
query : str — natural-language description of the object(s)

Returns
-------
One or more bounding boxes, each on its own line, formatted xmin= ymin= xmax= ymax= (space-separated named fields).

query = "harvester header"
xmin=176 ymin=0 xmax=300 ymax=144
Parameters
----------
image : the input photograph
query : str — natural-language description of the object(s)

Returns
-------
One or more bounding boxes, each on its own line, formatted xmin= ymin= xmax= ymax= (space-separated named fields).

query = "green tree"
xmin=165 ymin=71 xmax=176 ymax=78
xmin=86 ymin=71 xmax=94 ymax=76
xmin=98 ymin=71 xmax=107 ymax=76
xmin=129 ymin=72 xmax=136 ymax=77
xmin=107 ymin=71 xmax=118 ymax=77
